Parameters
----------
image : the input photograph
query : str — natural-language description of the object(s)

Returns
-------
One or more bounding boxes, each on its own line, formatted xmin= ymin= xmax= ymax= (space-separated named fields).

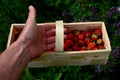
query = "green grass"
xmin=0 ymin=0 xmax=120 ymax=80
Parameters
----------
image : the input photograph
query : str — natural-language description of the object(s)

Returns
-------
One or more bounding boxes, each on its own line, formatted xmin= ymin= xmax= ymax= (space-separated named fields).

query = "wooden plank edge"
xmin=6 ymin=24 xmax=14 ymax=48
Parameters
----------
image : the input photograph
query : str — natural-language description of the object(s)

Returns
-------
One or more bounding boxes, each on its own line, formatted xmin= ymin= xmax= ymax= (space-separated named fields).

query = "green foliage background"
xmin=0 ymin=0 xmax=120 ymax=80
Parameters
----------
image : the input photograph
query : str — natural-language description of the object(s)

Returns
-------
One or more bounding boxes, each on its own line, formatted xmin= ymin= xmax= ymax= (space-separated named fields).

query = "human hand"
xmin=17 ymin=6 xmax=67 ymax=60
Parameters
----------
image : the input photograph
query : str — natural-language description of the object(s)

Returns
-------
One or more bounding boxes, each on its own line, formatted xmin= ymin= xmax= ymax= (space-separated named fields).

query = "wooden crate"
xmin=7 ymin=21 xmax=111 ymax=67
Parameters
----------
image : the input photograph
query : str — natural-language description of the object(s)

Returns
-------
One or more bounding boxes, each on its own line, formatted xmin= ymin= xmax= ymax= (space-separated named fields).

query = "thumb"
xmin=26 ymin=5 xmax=36 ymax=24
xmin=18 ymin=5 xmax=37 ymax=39
xmin=28 ymin=5 xmax=36 ymax=20
xmin=22 ymin=5 xmax=37 ymax=34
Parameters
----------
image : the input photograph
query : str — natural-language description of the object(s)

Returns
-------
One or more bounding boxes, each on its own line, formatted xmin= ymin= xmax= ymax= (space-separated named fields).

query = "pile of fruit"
xmin=64 ymin=29 xmax=105 ymax=51
xmin=48 ymin=29 xmax=105 ymax=52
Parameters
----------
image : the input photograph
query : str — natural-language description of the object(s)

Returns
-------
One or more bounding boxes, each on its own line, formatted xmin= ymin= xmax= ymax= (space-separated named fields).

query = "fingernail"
xmin=29 ymin=5 xmax=33 ymax=9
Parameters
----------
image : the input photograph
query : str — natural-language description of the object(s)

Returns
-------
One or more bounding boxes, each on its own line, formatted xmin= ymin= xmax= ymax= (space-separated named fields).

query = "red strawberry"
xmin=67 ymin=33 xmax=74 ymax=40
xmin=89 ymin=30 xmax=94 ymax=34
xmin=64 ymin=44 xmax=68 ymax=49
xmin=73 ymin=30 xmax=80 ymax=36
xmin=73 ymin=45 xmax=81 ymax=51
xmin=85 ymin=38 xmax=91 ymax=45
xmin=97 ymin=38 xmax=104 ymax=45
xmin=97 ymin=45 xmax=105 ymax=49
xmin=78 ymin=34 xmax=85 ymax=40
xmin=78 ymin=40 xmax=84 ymax=46
xmin=81 ymin=46 xmax=86 ymax=51
xmin=91 ymin=33 xmax=98 ymax=41
xmin=93 ymin=48 xmax=97 ymax=50
xmin=86 ymin=31 xmax=91 ymax=37
xmin=95 ymin=29 xmax=102 ymax=36
xmin=64 ymin=48 xmax=72 ymax=51
xmin=73 ymin=37 xmax=78 ymax=42
xmin=64 ymin=39 xmax=74 ymax=47
xmin=81 ymin=31 xmax=86 ymax=36
xmin=87 ymin=42 xmax=96 ymax=50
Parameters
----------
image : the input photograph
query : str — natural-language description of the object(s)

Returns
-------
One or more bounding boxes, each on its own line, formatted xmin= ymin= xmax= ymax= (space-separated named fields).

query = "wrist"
xmin=16 ymin=39 xmax=32 ymax=61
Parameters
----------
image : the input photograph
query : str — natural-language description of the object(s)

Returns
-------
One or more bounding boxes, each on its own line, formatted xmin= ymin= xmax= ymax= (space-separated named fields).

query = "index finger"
xmin=46 ymin=28 xmax=68 ymax=37
xmin=44 ymin=23 xmax=55 ymax=31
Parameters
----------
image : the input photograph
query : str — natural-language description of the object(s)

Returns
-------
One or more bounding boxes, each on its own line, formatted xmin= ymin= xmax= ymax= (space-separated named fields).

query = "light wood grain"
xmin=55 ymin=21 xmax=64 ymax=52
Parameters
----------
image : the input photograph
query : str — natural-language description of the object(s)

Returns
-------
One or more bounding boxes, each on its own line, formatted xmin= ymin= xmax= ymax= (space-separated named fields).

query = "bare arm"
xmin=0 ymin=6 xmax=56 ymax=80
xmin=0 ymin=5 xmax=67 ymax=80
xmin=0 ymin=40 xmax=31 ymax=80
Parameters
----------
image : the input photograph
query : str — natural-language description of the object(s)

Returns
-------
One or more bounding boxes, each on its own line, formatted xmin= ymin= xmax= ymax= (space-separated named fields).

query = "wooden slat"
xmin=55 ymin=21 xmax=64 ymax=52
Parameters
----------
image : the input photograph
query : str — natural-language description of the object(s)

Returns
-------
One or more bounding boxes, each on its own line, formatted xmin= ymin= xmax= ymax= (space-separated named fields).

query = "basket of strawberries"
xmin=7 ymin=21 xmax=111 ymax=67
